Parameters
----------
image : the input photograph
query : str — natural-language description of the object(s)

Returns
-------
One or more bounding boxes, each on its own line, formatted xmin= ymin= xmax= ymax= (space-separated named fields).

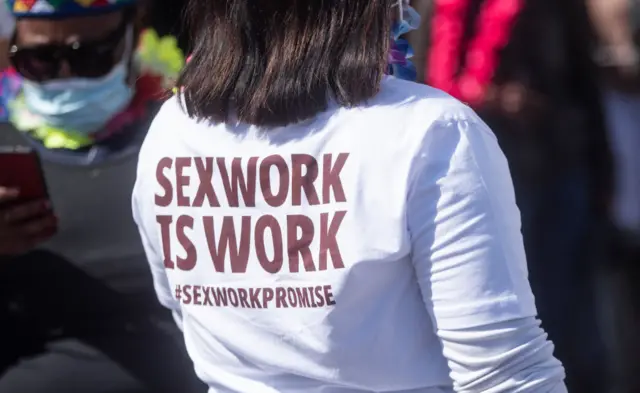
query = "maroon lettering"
xmin=238 ymin=288 xmax=251 ymax=308
xmin=211 ymin=287 xmax=228 ymax=306
xmin=175 ymin=157 xmax=192 ymax=207
xmin=182 ymin=285 xmax=337 ymax=309
xmin=156 ymin=215 xmax=174 ymax=269
xmin=322 ymin=153 xmax=348 ymax=203
xmin=309 ymin=287 xmax=318 ymax=307
xmin=287 ymin=288 xmax=298 ymax=307
xmin=255 ymin=215 xmax=283 ymax=274
xmin=323 ymin=285 xmax=336 ymax=305
xmin=218 ymin=157 xmax=258 ymax=207
xmin=249 ymin=288 xmax=262 ymax=308
xmin=287 ymin=215 xmax=315 ymax=272
xmin=193 ymin=157 xmax=220 ymax=207
xmin=260 ymin=155 xmax=289 ymax=207
xmin=262 ymin=288 xmax=274 ymax=308
xmin=314 ymin=286 xmax=326 ymax=307
xmin=203 ymin=216 xmax=251 ymax=273
xmin=228 ymin=289 xmax=239 ymax=307
xmin=155 ymin=157 xmax=173 ymax=206
xmin=319 ymin=211 xmax=346 ymax=270
xmin=183 ymin=285 xmax=192 ymax=305
xmin=291 ymin=154 xmax=320 ymax=206
xmin=176 ymin=215 xmax=196 ymax=271
xmin=295 ymin=287 xmax=310 ymax=307
xmin=193 ymin=285 xmax=202 ymax=305
xmin=275 ymin=287 xmax=288 ymax=308
xmin=202 ymin=287 xmax=214 ymax=306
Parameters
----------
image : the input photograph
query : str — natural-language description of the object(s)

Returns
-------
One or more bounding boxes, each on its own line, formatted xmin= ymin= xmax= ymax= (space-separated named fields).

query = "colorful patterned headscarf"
xmin=6 ymin=0 xmax=136 ymax=18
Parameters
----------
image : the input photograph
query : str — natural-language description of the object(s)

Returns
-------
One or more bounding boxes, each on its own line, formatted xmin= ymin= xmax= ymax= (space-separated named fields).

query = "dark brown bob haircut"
xmin=176 ymin=0 xmax=394 ymax=127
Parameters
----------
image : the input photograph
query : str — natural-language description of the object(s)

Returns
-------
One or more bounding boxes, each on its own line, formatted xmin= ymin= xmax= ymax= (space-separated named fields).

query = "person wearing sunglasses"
xmin=0 ymin=1 xmax=204 ymax=393
xmin=132 ymin=0 xmax=567 ymax=392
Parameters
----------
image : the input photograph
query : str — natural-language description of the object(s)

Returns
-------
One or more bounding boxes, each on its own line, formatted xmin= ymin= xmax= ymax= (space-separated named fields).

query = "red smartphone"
xmin=0 ymin=146 xmax=50 ymax=203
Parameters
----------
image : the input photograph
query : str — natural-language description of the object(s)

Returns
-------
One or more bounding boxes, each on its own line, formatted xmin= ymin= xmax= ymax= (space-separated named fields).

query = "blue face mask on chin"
xmin=21 ymin=31 xmax=135 ymax=135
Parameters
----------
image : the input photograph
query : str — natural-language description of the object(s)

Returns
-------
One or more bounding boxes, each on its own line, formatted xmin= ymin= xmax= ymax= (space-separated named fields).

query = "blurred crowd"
xmin=1 ymin=0 xmax=640 ymax=392
xmin=407 ymin=0 xmax=640 ymax=392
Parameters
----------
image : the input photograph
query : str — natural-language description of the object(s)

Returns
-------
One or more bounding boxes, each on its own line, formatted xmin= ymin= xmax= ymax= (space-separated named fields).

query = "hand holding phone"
xmin=0 ymin=146 xmax=57 ymax=256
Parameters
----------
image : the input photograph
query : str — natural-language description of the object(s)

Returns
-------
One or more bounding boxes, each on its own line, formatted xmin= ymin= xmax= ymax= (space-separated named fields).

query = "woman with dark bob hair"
xmin=132 ymin=0 xmax=568 ymax=392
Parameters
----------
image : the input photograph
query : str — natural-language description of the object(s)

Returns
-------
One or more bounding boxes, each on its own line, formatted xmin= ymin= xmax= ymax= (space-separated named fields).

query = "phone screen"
xmin=0 ymin=146 xmax=49 ymax=202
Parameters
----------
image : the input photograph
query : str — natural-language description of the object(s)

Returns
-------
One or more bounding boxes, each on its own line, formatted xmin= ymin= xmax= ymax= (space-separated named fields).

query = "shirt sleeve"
xmin=407 ymin=108 xmax=567 ymax=391
xmin=132 ymin=176 xmax=184 ymax=330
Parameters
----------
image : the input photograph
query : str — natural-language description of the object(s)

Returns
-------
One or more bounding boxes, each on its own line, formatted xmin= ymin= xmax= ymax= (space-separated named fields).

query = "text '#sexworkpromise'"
xmin=174 ymin=284 xmax=336 ymax=309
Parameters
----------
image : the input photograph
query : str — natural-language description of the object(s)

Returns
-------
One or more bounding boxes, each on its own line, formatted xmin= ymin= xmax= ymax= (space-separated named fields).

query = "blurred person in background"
xmin=132 ymin=0 xmax=567 ymax=392
xmin=0 ymin=0 xmax=204 ymax=392
xmin=426 ymin=0 xmax=613 ymax=391
xmin=588 ymin=0 xmax=640 ymax=390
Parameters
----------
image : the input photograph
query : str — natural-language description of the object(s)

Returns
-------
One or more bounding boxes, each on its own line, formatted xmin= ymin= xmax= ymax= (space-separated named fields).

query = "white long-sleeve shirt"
xmin=132 ymin=76 xmax=567 ymax=393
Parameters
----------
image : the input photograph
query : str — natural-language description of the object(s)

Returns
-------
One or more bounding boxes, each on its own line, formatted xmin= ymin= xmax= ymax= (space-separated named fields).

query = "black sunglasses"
xmin=8 ymin=11 xmax=133 ymax=82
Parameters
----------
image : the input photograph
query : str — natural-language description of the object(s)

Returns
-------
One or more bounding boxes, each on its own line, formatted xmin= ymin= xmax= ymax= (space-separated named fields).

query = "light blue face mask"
xmin=21 ymin=29 xmax=135 ymax=135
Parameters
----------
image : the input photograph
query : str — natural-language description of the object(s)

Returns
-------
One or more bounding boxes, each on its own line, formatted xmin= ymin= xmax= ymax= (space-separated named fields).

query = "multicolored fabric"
xmin=6 ymin=0 xmax=136 ymax=18
xmin=388 ymin=3 xmax=420 ymax=82
xmin=388 ymin=38 xmax=417 ymax=81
